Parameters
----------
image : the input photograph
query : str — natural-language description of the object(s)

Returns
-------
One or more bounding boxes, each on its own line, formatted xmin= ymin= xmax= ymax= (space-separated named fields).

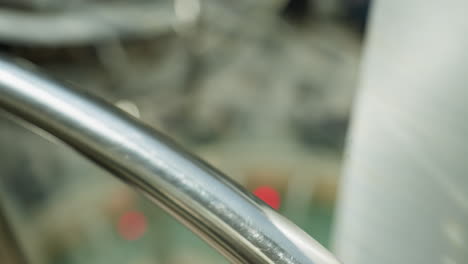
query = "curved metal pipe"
xmin=0 ymin=58 xmax=340 ymax=264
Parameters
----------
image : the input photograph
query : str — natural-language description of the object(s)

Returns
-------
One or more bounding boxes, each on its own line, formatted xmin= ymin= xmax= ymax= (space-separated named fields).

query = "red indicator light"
xmin=117 ymin=211 xmax=148 ymax=241
xmin=253 ymin=186 xmax=281 ymax=210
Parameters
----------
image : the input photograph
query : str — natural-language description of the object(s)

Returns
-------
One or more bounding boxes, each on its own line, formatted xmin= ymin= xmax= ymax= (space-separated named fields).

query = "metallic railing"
xmin=0 ymin=58 xmax=341 ymax=264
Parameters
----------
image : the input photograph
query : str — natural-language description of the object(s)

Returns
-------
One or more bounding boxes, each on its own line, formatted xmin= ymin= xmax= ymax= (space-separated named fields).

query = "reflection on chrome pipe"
xmin=0 ymin=59 xmax=340 ymax=264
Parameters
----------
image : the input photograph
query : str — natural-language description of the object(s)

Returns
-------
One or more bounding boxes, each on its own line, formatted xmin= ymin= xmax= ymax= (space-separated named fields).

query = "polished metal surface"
xmin=0 ymin=58 xmax=341 ymax=264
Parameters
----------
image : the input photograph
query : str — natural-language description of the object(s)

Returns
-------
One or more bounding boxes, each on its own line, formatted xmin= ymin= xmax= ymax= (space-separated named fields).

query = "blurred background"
xmin=0 ymin=0 xmax=370 ymax=263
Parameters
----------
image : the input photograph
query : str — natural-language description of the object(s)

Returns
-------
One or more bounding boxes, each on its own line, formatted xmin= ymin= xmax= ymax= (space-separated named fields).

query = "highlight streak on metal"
xmin=0 ymin=58 xmax=340 ymax=264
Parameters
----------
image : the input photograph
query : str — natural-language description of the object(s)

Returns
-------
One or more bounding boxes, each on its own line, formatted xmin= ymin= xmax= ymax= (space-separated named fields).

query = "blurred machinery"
xmin=0 ymin=0 xmax=366 ymax=263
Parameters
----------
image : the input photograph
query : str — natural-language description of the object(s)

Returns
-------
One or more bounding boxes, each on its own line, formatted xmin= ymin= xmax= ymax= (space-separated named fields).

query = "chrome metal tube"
xmin=0 ymin=58 xmax=340 ymax=264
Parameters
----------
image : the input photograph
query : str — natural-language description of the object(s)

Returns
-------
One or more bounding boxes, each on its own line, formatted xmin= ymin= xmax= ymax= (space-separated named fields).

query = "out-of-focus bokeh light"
xmin=253 ymin=186 xmax=281 ymax=210
xmin=174 ymin=0 xmax=200 ymax=24
xmin=115 ymin=100 xmax=141 ymax=119
xmin=117 ymin=211 xmax=148 ymax=241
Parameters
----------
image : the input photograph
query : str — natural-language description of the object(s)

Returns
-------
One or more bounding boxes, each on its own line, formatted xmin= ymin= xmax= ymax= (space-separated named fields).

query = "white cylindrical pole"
xmin=333 ymin=1 xmax=468 ymax=263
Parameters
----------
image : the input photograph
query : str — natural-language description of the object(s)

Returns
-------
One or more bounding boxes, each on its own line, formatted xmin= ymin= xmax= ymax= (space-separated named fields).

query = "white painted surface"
xmin=333 ymin=1 xmax=468 ymax=263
